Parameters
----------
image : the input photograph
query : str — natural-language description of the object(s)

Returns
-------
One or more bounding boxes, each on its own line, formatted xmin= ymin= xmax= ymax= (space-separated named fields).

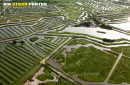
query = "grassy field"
xmin=108 ymin=57 xmax=130 ymax=84
xmin=37 ymin=65 xmax=75 ymax=85
xmin=0 ymin=43 xmax=43 ymax=85
xmin=0 ymin=36 xmax=68 ymax=85
xmin=37 ymin=66 xmax=54 ymax=81
xmin=29 ymin=37 xmax=39 ymax=42
xmin=38 ymin=78 xmax=76 ymax=85
xmin=107 ymin=38 xmax=130 ymax=84
xmin=67 ymin=39 xmax=89 ymax=46
xmin=0 ymin=19 xmax=7 ymax=23
xmin=54 ymin=46 xmax=117 ymax=82
xmin=14 ymin=64 xmax=42 ymax=85
xmin=111 ymin=46 xmax=130 ymax=57
xmin=1 ymin=0 xmax=130 ymax=84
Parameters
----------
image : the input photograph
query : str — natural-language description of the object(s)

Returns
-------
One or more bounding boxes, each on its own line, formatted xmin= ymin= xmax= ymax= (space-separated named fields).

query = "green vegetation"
xmin=0 ymin=25 xmax=36 ymax=40
xmin=29 ymin=37 xmax=39 ymax=42
xmin=0 ymin=19 xmax=7 ymax=23
xmin=115 ymin=38 xmax=130 ymax=42
xmin=37 ymin=65 xmax=75 ymax=85
xmin=108 ymin=57 xmax=130 ymax=84
xmin=108 ymin=46 xmax=130 ymax=84
xmin=33 ymin=17 xmax=71 ymax=31
xmin=38 ymin=78 xmax=75 ymax=85
xmin=0 ymin=43 xmax=42 ymax=85
xmin=0 ymin=36 xmax=68 ymax=85
xmin=53 ymin=50 xmax=65 ymax=65
xmin=37 ymin=66 xmax=53 ymax=81
xmin=44 ymin=37 xmax=55 ymax=41
xmin=111 ymin=46 xmax=130 ymax=56
xmin=14 ymin=64 xmax=41 ymax=85
xmin=54 ymin=46 xmax=117 ymax=82
xmin=104 ymin=50 xmax=119 ymax=57
xmin=1 ymin=0 xmax=130 ymax=84
xmin=67 ymin=39 xmax=89 ymax=45
xmin=58 ymin=32 xmax=102 ymax=40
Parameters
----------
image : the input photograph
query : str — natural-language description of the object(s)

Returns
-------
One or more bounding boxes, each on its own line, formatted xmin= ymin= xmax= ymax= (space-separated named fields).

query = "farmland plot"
xmin=0 ymin=35 xmax=69 ymax=85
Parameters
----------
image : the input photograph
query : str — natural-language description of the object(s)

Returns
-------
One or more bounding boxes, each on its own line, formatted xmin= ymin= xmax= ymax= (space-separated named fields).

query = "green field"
xmin=0 ymin=43 xmax=42 ymax=85
xmin=37 ymin=65 xmax=75 ymax=85
xmin=38 ymin=78 xmax=75 ymax=85
xmin=108 ymin=45 xmax=130 ymax=84
xmin=54 ymin=46 xmax=117 ymax=82
xmin=37 ymin=66 xmax=54 ymax=81
xmin=111 ymin=46 xmax=130 ymax=56
xmin=67 ymin=39 xmax=89 ymax=46
xmin=14 ymin=64 xmax=42 ymax=85
xmin=0 ymin=36 xmax=68 ymax=85
xmin=108 ymin=57 xmax=130 ymax=84
xmin=0 ymin=0 xmax=130 ymax=84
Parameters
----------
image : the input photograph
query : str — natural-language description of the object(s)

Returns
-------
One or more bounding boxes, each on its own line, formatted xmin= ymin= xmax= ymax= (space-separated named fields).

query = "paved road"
xmin=104 ymin=52 xmax=123 ymax=83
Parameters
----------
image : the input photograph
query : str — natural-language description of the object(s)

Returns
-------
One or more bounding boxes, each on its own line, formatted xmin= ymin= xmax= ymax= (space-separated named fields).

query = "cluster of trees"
xmin=103 ymin=38 xmax=115 ymax=42
xmin=88 ymin=14 xmax=101 ymax=26
xmin=100 ymin=24 xmax=112 ymax=30
xmin=74 ymin=22 xmax=91 ymax=27
xmin=13 ymin=40 xmax=25 ymax=45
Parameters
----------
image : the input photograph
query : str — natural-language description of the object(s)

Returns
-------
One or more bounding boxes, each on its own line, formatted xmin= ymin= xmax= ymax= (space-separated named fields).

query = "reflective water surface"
xmin=61 ymin=26 xmax=130 ymax=40
xmin=109 ymin=22 xmax=130 ymax=31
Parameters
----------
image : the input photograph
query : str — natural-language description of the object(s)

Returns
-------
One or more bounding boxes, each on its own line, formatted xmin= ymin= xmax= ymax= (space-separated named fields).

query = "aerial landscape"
xmin=0 ymin=0 xmax=130 ymax=85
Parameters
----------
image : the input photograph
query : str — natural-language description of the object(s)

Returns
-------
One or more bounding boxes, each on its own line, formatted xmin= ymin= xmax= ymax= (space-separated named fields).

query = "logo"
xmin=3 ymin=2 xmax=47 ymax=7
